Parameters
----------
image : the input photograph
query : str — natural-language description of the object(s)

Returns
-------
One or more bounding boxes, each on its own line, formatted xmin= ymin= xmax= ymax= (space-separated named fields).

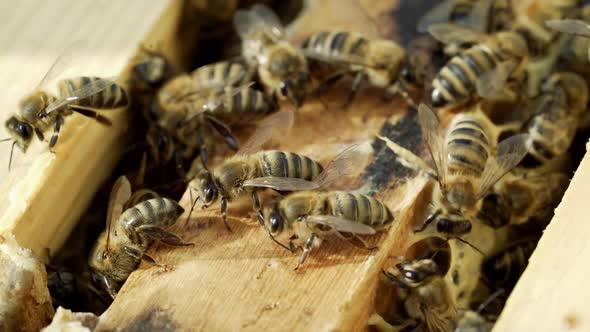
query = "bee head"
xmin=88 ymin=232 xmax=112 ymax=276
xmin=195 ymin=170 xmax=219 ymax=207
xmin=133 ymin=54 xmax=169 ymax=87
xmin=264 ymin=201 xmax=285 ymax=236
xmin=389 ymin=259 xmax=439 ymax=288
xmin=436 ymin=214 xmax=472 ymax=234
xmin=277 ymin=71 xmax=310 ymax=109
xmin=5 ymin=116 xmax=33 ymax=153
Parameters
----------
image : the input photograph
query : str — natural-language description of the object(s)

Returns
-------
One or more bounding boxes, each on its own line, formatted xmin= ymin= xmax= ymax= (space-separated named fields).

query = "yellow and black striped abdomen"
xmin=191 ymin=59 xmax=252 ymax=89
xmin=302 ymin=31 xmax=368 ymax=63
xmin=445 ymin=116 xmax=491 ymax=176
xmin=526 ymin=99 xmax=576 ymax=163
xmin=58 ymin=76 xmax=128 ymax=109
xmin=255 ymin=151 xmax=323 ymax=182
xmin=210 ymin=87 xmax=273 ymax=125
xmin=326 ymin=192 xmax=393 ymax=227
xmin=431 ymin=44 xmax=499 ymax=107
xmin=119 ymin=198 xmax=184 ymax=247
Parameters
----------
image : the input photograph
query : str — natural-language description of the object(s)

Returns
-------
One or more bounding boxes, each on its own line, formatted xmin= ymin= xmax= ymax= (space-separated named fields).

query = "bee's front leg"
xmin=220 ymin=196 xmax=232 ymax=232
xmin=123 ymin=246 xmax=160 ymax=267
xmin=135 ymin=224 xmax=193 ymax=247
xmin=294 ymin=233 xmax=317 ymax=271
xmin=48 ymin=114 xmax=64 ymax=152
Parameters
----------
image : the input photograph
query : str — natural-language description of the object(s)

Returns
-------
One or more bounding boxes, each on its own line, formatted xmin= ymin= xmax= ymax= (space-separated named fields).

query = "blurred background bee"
xmin=379 ymin=104 xmax=528 ymax=236
xmin=4 ymin=43 xmax=128 ymax=168
xmin=547 ymin=15 xmax=590 ymax=70
xmin=89 ymin=176 xmax=188 ymax=298
xmin=234 ymin=4 xmax=311 ymax=110
xmin=426 ymin=25 xmax=528 ymax=108
xmin=417 ymin=0 xmax=515 ymax=36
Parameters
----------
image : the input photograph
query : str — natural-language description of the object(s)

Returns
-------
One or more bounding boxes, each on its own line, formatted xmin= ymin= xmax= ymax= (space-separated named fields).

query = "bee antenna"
xmin=8 ymin=140 xmax=16 ymax=171
xmin=185 ymin=189 xmax=200 ymax=224
xmin=449 ymin=236 xmax=485 ymax=256
xmin=0 ymin=138 xmax=12 ymax=142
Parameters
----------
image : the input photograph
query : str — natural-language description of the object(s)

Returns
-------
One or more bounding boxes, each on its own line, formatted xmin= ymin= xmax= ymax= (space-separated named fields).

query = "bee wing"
xmin=377 ymin=135 xmax=437 ymax=175
xmin=36 ymin=40 xmax=87 ymax=89
xmin=305 ymin=215 xmax=377 ymax=235
xmin=201 ymin=82 xmax=255 ymax=112
xmin=242 ymin=176 xmax=320 ymax=191
xmin=105 ymin=176 xmax=132 ymax=250
xmin=237 ymin=111 xmax=295 ymax=155
xmin=417 ymin=0 xmax=456 ymax=33
xmin=475 ymin=60 xmax=518 ymax=101
xmin=233 ymin=4 xmax=284 ymax=42
xmin=428 ymin=23 xmax=487 ymax=46
xmin=43 ymin=77 xmax=121 ymax=115
xmin=545 ymin=19 xmax=590 ymax=38
xmin=478 ymin=133 xmax=528 ymax=197
xmin=314 ymin=143 xmax=372 ymax=189
xmin=417 ymin=103 xmax=446 ymax=183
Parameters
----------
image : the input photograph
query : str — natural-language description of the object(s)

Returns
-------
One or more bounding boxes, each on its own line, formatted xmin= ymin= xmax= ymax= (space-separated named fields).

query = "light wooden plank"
xmin=0 ymin=0 xmax=176 ymax=256
xmin=493 ymin=141 xmax=590 ymax=331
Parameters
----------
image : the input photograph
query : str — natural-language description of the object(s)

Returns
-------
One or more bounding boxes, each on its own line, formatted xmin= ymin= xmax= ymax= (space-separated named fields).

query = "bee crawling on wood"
xmin=378 ymin=104 xmax=528 ymax=237
xmin=4 ymin=42 xmax=128 ymax=169
xmin=234 ymin=4 xmax=311 ymax=110
xmin=89 ymin=176 xmax=190 ymax=299
xmin=186 ymin=111 xmax=327 ymax=231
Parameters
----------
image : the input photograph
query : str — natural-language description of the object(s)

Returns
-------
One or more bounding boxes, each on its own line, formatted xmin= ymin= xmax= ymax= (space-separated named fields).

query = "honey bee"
xmin=190 ymin=58 xmax=255 ymax=90
xmin=519 ymin=72 xmax=588 ymax=166
xmin=455 ymin=289 xmax=505 ymax=332
xmin=89 ymin=176 xmax=189 ymax=298
xmin=234 ymin=4 xmax=310 ymax=109
xmin=186 ymin=111 xmax=331 ymax=231
xmin=379 ymin=104 xmax=528 ymax=236
xmin=417 ymin=0 xmax=514 ymax=34
xmin=4 ymin=46 xmax=128 ymax=168
xmin=301 ymin=30 xmax=409 ymax=106
xmin=427 ymin=25 xmax=528 ymax=108
xmin=511 ymin=0 xmax=578 ymax=56
xmin=383 ymin=258 xmax=457 ymax=332
xmin=261 ymin=188 xmax=391 ymax=269
xmin=547 ymin=17 xmax=590 ymax=63
xmin=130 ymin=44 xmax=175 ymax=93
xmin=481 ymin=238 xmax=538 ymax=292
xmin=154 ymin=82 xmax=274 ymax=166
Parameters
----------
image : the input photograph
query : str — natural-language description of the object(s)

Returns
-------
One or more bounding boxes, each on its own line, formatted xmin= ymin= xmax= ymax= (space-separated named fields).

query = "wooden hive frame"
xmin=0 ymin=0 xmax=588 ymax=331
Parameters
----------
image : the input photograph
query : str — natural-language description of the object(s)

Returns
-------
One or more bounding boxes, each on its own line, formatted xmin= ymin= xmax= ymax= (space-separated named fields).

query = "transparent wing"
xmin=428 ymin=23 xmax=487 ymax=46
xmin=233 ymin=4 xmax=284 ymax=42
xmin=476 ymin=60 xmax=518 ymax=101
xmin=36 ymin=40 xmax=87 ymax=89
xmin=462 ymin=0 xmax=494 ymax=32
xmin=417 ymin=0 xmax=455 ymax=33
xmin=377 ymin=135 xmax=436 ymax=175
xmin=305 ymin=215 xmax=376 ymax=235
xmin=478 ymin=133 xmax=528 ymax=197
xmin=237 ymin=111 xmax=295 ymax=155
xmin=417 ymin=103 xmax=446 ymax=183
xmin=105 ymin=176 xmax=132 ymax=251
xmin=545 ymin=19 xmax=590 ymax=38
xmin=303 ymin=49 xmax=372 ymax=67
xmin=242 ymin=176 xmax=319 ymax=191
xmin=43 ymin=76 xmax=120 ymax=115
xmin=314 ymin=143 xmax=372 ymax=189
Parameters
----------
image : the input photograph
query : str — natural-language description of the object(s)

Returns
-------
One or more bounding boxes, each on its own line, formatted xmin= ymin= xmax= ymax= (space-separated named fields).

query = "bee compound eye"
xmin=101 ymin=251 xmax=108 ymax=260
xmin=279 ymin=81 xmax=289 ymax=97
xmin=404 ymin=270 xmax=419 ymax=281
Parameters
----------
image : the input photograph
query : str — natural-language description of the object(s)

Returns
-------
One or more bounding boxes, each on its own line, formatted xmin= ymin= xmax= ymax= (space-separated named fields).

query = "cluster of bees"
xmin=8 ymin=0 xmax=590 ymax=330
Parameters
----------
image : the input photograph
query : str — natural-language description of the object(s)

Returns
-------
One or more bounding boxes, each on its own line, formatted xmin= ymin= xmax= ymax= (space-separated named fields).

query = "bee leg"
xmin=197 ymin=127 xmax=208 ymax=168
xmin=352 ymin=234 xmax=378 ymax=251
xmin=206 ymin=116 xmax=239 ymax=151
xmin=220 ymin=196 xmax=232 ymax=232
xmin=135 ymin=225 xmax=194 ymax=247
xmin=295 ymin=233 xmax=317 ymax=270
xmin=98 ymin=274 xmax=118 ymax=300
xmin=312 ymin=70 xmax=347 ymax=98
xmin=345 ymin=72 xmax=366 ymax=107
xmin=69 ymin=105 xmax=112 ymax=126
xmin=34 ymin=128 xmax=44 ymax=141
xmin=48 ymin=114 xmax=64 ymax=152
xmin=123 ymin=246 xmax=161 ymax=267
xmin=251 ymin=191 xmax=263 ymax=224
xmin=398 ymin=320 xmax=421 ymax=332
xmin=414 ymin=210 xmax=439 ymax=233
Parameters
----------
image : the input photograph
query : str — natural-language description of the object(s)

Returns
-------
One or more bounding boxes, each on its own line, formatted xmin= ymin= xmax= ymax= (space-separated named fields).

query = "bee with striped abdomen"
xmin=89 ymin=176 xmax=190 ymax=298
xmin=302 ymin=30 xmax=409 ymax=106
xmin=383 ymin=258 xmax=457 ymax=332
xmin=418 ymin=0 xmax=514 ymax=35
xmin=190 ymin=58 xmax=255 ymax=90
xmin=234 ymin=4 xmax=310 ymax=109
xmin=427 ymin=25 xmax=528 ymax=108
xmin=481 ymin=238 xmax=538 ymax=292
xmin=520 ymin=72 xmax=588 ymax=167
xmin=379 ymin=104 xmax=528 ymax=236
xmin=261 ymin=188 xmax=391 ymax=269
xmin=4 ymin=45 xmax=128 ymax=167
xmin=186 ymin=111 xmax=329 ymax=231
